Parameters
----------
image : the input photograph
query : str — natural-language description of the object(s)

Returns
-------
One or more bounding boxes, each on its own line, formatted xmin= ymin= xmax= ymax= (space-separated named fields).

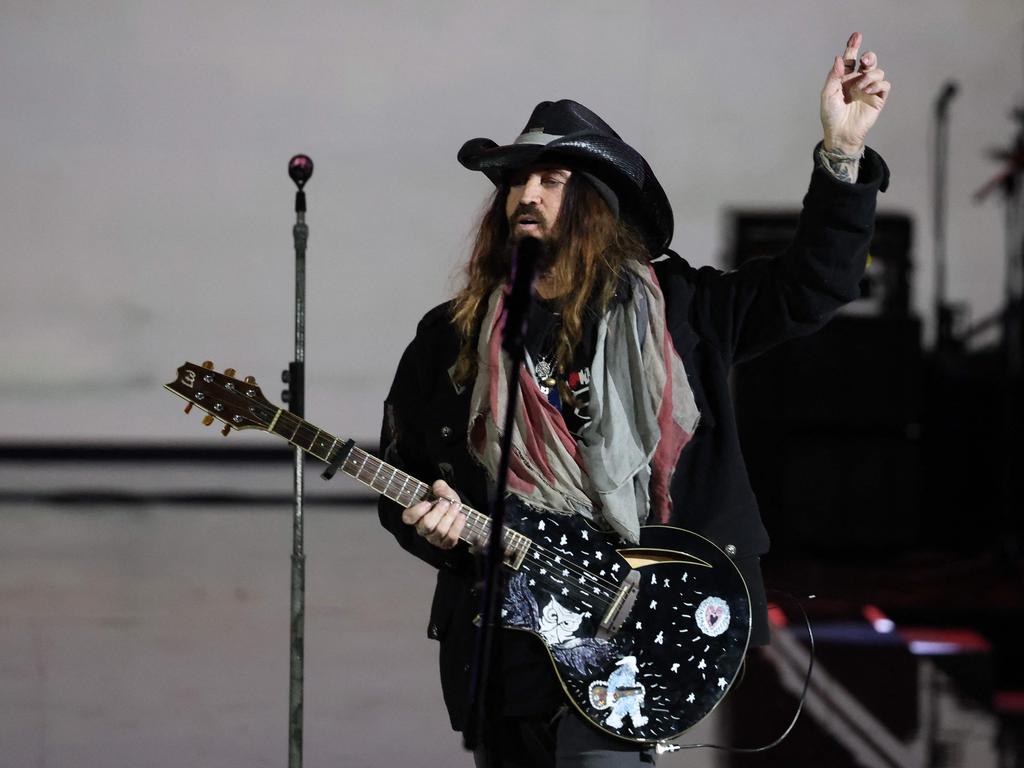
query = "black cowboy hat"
xmin=457 ymin=99 xmax=674 ymax=253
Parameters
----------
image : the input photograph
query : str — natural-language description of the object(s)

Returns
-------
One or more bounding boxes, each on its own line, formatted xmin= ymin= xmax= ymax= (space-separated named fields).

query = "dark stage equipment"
xmin=728 ymin=210 xmax=922 ymax=555
xmin=720 ymin=608 xmax=997 ymax=768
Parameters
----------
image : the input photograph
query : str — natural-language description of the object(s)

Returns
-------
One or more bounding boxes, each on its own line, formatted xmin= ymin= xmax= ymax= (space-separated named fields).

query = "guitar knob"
xmin=202 ymin=414 xmax=215 ymax=426
xmin=281 ymin=390 xmax=291 ymax=403
xmin=202 ymin=360 xmax=214 ymax=369
xmin=221 ymin=424 xmax=231 ymax=437
xmin=224 ymin=368 xmax=236 ymax=378
xmin=244 ymin=376 xmax=256 ymax=385
xmin=184 ymin=403 xmax=194 ymax=414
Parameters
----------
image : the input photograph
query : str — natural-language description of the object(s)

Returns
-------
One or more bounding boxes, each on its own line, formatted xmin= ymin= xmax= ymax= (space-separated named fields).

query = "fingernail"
xmin=847 ymin=33 xmax=856 ymax=47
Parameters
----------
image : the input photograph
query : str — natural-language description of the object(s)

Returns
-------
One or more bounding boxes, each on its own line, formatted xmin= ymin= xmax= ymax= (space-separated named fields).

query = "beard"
xmin=506 ymin=203 xmax=561 ymax=274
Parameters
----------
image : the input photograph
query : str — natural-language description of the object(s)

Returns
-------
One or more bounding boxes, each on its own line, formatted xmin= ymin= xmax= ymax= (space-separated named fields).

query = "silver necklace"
xmin=535 ymin=356 xmax=558 ymax=389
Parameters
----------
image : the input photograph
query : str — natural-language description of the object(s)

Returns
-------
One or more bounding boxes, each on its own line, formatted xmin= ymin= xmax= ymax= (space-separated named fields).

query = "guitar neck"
xmin=267 ymin=407 xmax=509 ymax=550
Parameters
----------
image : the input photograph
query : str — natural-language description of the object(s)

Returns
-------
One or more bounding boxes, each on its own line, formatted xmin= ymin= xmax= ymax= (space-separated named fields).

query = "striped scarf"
xmin=467 ymin=261 xmax=699 ymax=544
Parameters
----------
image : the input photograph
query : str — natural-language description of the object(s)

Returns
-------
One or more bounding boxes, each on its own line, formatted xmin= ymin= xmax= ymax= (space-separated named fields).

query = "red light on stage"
xmin=862 ymin=604 xmax=896 ymax=633
xmin=767 ymin=602 xmax=789 ymax=627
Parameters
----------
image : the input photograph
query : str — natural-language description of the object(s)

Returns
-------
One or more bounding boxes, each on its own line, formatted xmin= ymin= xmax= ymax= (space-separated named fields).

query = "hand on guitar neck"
xmin=401 ymin=479 xmax=470 ymax=551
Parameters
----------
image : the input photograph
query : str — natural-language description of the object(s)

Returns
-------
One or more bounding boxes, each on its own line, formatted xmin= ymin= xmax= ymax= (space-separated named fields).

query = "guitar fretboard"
xmin=269 ymin=408 xmax=529 ymax=558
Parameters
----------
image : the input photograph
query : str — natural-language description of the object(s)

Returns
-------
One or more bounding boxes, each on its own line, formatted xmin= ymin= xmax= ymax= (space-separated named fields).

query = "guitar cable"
xmin=659 ymin=590 xmax=815 ymax=755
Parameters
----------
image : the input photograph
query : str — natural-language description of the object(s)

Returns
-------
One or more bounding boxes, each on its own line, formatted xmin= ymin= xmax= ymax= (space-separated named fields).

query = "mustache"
xmin=509 ymin=203 xmax=548 ymax=227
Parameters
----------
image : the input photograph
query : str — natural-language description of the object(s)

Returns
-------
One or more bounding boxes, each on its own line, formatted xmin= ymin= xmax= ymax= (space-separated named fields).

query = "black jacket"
xmin=378 ymin=145 xmax=890 ymax=730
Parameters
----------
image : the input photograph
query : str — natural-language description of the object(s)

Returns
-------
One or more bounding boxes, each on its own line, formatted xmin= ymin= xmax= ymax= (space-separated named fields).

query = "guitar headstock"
xmin=165 ymin=361 xmax=279 ymax=436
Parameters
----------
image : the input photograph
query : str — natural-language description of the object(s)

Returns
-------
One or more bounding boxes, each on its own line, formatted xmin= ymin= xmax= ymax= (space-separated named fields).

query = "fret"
xmin=268 ymin=409 xmax=283 ymax=432
xmin=369 ymin=458 xmax=384 ymax=490
xmin=383 ymin=466 xmax=398 ymax=497
xmin=260 ymin=414 xmax=534 ymax=569
xmin=322 ymin=436 xmax=339 ymax=464
xmin=270 ymin=410 xmax=293 ymax=438
xmin=355 ymin=452 xmax=370 ymax=482
xmin=310 ymin=431 xmax=335 ymax=462
xmin=308 ymin=427 xmax=322 ymax=452
xmin=295 ymin=421 xmax=316 ymax=449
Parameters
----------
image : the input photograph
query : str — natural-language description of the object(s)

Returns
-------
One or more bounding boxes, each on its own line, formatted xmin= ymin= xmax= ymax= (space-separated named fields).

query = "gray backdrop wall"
xmin=2 ymin=1 xmax=1022 ymax=444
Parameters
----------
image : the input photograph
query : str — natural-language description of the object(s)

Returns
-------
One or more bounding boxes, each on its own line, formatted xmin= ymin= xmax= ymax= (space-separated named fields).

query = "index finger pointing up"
xmin=843 ymin=31 xmax=862 ymax=73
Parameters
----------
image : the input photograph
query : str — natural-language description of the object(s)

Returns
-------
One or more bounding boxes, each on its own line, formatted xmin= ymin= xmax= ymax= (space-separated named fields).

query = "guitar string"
xmin=207 ymin=377 xmax=625 ymax=602
xmin=342 ymin=445 xmax=624 ymax=604
xmin=296 ymin=419 xmax=623 ymax=607
xmin=321 ymin=434 xmax=748 ymax=739
xmin=347 ymin=446 xmax=622 ymax=609
xmin=242 ymin=391 xmax=625 ymax=604
xmin=327 ymin=441 xmax=621 ymax=610
xmin=187 ymin=373 xmax=745 ymax=734
xmin=194 ymin=376 xmax=624 ymax=606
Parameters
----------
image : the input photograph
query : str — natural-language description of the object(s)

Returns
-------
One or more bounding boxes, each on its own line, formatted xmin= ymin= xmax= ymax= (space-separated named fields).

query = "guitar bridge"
xmin=596 ymin=569 xmax=641 ymax=639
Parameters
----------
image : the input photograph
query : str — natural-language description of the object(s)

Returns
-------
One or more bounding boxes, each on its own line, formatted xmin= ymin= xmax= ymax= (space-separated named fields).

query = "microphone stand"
xmin=933 ymin=81 xmax=958 ymax=353
xmin=284 ymin=154 xmax=313 ymax=768
xmin=463 ymin=237 xmax=543 ymax=764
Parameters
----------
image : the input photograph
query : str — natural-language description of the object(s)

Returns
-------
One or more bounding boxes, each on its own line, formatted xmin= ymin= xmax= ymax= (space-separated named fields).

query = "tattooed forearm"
xmin=817 ymin=144 xmax=863 ymax=184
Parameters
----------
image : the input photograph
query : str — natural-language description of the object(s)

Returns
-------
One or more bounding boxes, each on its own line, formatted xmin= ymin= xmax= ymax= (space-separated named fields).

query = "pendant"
xmin=535 ymin=357 xmax=558 ymax=388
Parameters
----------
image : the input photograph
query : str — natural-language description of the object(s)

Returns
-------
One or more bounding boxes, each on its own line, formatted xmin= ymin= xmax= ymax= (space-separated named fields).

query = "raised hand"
xmin=820 ymin=32 xmax=891 ymax=156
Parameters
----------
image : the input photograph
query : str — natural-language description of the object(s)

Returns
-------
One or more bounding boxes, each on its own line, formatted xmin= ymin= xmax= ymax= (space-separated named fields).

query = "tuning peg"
xmin=202 ymin=414 xmax=215 ymax=426
xmin=224 ymin=368 xmax=236 ymax=378
xmin=244 ymin=375 xmax=256 ymax=385
xmin=202 ymin=360 xmax=214 ymax=369
xmin=221 ymin=424 xmax=231 ymax=437
xmin=184 ymin=403 xmax=194 ymax=414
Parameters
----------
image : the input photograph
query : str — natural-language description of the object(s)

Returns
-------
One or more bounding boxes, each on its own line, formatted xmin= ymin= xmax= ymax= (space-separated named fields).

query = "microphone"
xmin=936 ymin=81 xmax=958 ymax=115
xmin=288 ymin=154 xmax=314 ymax=189
xmin=502 ymin=236 xmax=544 ymax=354
xmin=288 ymin=154 xmax=313 ymax=214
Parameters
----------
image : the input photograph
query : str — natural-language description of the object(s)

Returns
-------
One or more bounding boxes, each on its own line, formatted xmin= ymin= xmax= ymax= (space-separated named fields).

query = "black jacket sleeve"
xmin=683 ymin=144 xmax=890 ymax=365
xmin=377 ymin=306 xmax=475 ymax=574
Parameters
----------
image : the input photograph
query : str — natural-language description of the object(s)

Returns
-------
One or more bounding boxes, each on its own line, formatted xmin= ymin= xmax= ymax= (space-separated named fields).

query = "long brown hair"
xmin=450 ymin=173 xmax=650 ymax=391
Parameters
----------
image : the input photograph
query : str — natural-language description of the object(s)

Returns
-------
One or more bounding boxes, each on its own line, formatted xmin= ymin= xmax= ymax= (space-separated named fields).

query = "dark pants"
xmin=473 ymin=709 xmax=657 ymax=768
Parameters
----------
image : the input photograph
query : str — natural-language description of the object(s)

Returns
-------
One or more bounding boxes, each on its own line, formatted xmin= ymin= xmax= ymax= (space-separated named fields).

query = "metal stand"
xmin=463 ymin=237 xmax=543 ymax=763
xmin=284 ymin=153 xmax=313 ymax=768
xmin=933 ymin=81 xmax=959 ymax=351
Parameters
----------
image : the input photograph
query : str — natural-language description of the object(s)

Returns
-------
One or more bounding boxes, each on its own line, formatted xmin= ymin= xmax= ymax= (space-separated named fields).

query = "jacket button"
xmin=440 ymin=426 xmax=453 ymax=439
xmin=724 ymin=544 xmax=737 ymax=557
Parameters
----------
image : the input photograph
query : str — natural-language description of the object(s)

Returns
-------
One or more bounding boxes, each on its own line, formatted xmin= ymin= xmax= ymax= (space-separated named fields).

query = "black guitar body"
xmin=163 ymin=361 xmax=750 ymax=746
xmin=498 ymin=499 xmax=751 ymax=744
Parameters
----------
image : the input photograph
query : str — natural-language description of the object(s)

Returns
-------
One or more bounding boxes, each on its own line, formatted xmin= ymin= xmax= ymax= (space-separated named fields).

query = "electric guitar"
xmin=165 ymin=361 xmax=750 ymax=745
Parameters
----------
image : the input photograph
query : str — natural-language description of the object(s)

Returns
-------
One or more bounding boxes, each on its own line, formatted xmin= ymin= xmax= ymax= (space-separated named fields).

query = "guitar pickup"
xmin=596 ymin=569 xmax=641 ymax=639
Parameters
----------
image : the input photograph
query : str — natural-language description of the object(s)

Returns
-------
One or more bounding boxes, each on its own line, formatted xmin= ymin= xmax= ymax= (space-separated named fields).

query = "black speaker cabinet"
xmin=727 ymin=210 xmax=913 ymax=317
xmin=734 ymin=315 xmax=924 ymax=554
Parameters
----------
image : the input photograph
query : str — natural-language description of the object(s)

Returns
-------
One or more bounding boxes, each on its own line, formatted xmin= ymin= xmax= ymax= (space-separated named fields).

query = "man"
xmin=379 ymin=32 xmax=891 ymax=766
